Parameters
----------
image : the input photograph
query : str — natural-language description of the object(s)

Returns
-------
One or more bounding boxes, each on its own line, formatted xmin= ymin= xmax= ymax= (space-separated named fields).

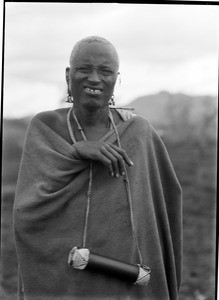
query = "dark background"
xmin=1 ymin=91 xmax=217 ymax=299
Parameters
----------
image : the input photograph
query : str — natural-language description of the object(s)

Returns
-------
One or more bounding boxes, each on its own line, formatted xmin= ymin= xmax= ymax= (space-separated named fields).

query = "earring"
xmin=109 ymin=95 xmax=115 ymax=106
xmin=65 ymin=93 xmax=74 ymax=103
xmin=118 ymin=72 xmax=121 ymax=85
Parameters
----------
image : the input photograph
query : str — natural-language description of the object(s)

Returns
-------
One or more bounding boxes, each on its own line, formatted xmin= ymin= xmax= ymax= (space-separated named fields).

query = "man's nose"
xmin=88 ymin=69 xmax=101 ymax=82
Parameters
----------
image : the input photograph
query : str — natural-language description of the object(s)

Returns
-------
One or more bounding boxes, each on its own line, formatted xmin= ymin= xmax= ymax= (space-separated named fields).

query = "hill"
xmin=128 ymin=91 xmax=217 ymax=144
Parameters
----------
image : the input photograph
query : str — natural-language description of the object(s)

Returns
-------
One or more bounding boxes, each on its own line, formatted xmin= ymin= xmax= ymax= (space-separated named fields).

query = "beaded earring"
xmin=65 ymin=87 xmax=73 ymax=103
xmin=109 ymin=95 xmax=115 ymax=106
xmin=65 ymin=94 xmax=74 ymax=103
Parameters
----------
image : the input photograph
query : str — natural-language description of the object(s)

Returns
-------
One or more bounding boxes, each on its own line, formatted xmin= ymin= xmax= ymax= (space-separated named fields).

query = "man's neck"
xmin=73 ymin=105 xmax=110 ymax=128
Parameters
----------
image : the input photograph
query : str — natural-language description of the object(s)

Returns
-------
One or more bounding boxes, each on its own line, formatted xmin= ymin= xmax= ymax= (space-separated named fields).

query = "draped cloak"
xmin=13 ymin=108 xmax=182 ymax=300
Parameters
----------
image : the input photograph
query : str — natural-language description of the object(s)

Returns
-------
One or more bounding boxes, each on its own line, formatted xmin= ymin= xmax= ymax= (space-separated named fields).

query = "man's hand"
xmin=72 ymin=141 xmax=133 ymax=178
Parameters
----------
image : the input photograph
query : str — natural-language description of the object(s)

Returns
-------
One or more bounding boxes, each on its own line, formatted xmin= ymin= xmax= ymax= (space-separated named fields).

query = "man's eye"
xmin=100 ymin=69 xmax=113 ymax=75
xmin=77 ymin=67 xmax=90 ymax=73
xmin=76 ymin=67 xmax=113 ymax=75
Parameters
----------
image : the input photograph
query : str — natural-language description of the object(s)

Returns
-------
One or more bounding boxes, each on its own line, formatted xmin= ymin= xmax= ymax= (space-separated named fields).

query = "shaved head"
xmin=69 ymin=36 xmax=119 ymax=69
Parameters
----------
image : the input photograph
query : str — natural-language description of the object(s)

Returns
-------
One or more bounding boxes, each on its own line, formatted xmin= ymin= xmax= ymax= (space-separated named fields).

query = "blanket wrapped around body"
xmin=13 ymin=109 xmax=182 ymax=300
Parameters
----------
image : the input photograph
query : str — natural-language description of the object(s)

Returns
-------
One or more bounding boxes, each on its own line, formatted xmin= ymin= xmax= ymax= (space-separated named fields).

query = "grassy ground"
xmin=1 ymin=131 xmax=217 ymax=299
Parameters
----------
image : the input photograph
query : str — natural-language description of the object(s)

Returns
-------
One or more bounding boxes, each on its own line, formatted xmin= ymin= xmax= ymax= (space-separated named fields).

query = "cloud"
xmin=118 ymin=52 xmax=218 ymax=104
xmin=3 ymin=79 xmax=64 ymax=118
xmin=5 ymin=3 xmax=218 ymax=64
xmin=115 ymin=5 xmax=218 ymax=63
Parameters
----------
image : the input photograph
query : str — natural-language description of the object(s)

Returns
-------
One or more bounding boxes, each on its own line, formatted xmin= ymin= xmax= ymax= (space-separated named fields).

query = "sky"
xmin=2 ymin=2 xmax=219 ymax=118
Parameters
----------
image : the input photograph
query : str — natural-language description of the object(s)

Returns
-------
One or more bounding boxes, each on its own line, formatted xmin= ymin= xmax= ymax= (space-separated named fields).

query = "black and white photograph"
xmin=1 ymin=2 xmax=218 ymax=300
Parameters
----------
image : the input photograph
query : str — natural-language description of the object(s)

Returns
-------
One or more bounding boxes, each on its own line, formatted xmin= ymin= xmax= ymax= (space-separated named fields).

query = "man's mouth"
xmin=84 ymin=87 xmax=103 ymax=95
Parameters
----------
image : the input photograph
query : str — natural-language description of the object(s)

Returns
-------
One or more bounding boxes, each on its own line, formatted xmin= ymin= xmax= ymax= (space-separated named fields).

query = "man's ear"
xmin=65 ymin=67 xmax=70 ymax=85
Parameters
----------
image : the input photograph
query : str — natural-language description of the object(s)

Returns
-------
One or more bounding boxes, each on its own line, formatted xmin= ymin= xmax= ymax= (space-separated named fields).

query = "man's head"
xmin=66 ymin=36 xmax=120 ymax=111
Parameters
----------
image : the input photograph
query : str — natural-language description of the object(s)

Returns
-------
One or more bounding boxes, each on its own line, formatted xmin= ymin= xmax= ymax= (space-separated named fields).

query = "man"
xmin=14 ymin=36 xmax=182 ymax=299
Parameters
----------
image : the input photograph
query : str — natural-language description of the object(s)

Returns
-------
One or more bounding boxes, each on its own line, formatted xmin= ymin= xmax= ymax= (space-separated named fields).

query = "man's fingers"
xmin=109 ymin=143 xmax=134 ymax=167
xmin=104 ymin=145 xmax=126 ymax=176
xmin=98 ymin=153 xmax=114 ymax=176
xmin=101 ymin=146 xmax=120 ymax=177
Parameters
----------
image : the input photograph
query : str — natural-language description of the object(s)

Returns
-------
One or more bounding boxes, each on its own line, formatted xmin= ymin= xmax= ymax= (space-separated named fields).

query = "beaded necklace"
xmin=67 ymin=106 xmax=143 ymax=265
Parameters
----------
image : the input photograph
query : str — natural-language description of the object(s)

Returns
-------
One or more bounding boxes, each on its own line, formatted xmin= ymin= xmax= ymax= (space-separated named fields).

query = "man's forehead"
xmin=69 ymin=37 xmax=119 ymax=68
xmin=74 ymin=41 xmax=115 ymax=59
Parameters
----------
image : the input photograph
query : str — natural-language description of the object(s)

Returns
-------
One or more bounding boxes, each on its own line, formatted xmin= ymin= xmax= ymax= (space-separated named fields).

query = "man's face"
xmin=67 ymin=42 xmax=119 ymax=111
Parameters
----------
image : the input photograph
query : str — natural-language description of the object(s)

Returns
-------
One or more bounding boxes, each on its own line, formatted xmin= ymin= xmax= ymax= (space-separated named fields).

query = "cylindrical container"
xmin=68 ymin=247 xmax=151 ymax=286
xmin=87 ymin=252 xmax=139 ymax=282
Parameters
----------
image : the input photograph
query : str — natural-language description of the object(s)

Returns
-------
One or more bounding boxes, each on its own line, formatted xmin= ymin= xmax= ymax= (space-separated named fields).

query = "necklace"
xmin=66 ymin=106 xmax=143 ymax=265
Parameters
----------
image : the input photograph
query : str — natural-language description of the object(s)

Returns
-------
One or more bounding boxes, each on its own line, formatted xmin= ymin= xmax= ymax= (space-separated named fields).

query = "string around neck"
xmin=66 ymin=106 xmax=143 ymax=265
